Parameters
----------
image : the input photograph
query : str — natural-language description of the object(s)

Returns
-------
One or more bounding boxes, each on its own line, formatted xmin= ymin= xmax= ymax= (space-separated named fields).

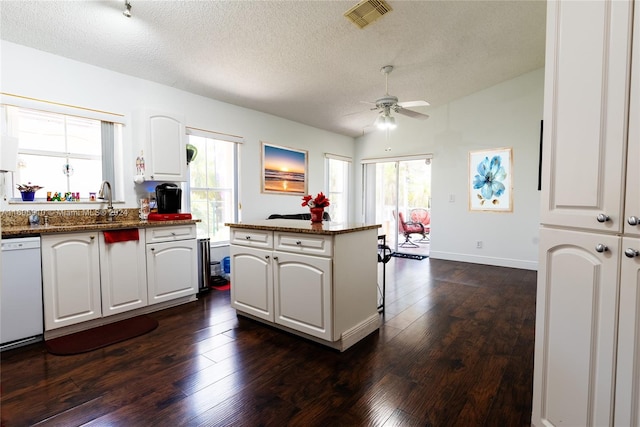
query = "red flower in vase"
xmin=301 ymin=192 xmax=330 ymax=208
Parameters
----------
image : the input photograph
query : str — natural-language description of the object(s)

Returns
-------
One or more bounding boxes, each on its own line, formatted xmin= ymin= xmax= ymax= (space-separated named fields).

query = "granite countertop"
xmin=1 ymin=208 xmax=199 ymax=238
xmin=2 ymin=219 xmax=200 ymax=238
xmin=225 ymin=219 xmax=381 ymax=235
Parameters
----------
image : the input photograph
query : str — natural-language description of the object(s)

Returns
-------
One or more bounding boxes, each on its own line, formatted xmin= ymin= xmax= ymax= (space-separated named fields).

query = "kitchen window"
xmin=325 ymin=153 xmax=351 ymax=223
xmin=186 ymin=128 xmax=240 ymax=244
xmin=3 ymin=105 xmax=123 ymax=201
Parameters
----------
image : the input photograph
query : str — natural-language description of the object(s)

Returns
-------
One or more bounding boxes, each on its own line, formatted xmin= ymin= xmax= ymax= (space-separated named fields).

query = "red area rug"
xmin=212 ymin=283 xmax=231 ymax=291
xmin=45 ymin=315 xmax=158 ymax=356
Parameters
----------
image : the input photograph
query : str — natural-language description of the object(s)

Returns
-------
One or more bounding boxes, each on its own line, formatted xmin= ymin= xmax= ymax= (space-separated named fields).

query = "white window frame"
xmin=325 ymin=153 xmax=351 ymax=223
xmin=185 ymin=127 xmax=242 ymax=245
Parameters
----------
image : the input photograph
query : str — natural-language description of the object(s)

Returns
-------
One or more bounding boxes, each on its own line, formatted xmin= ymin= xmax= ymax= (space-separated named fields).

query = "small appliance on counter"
xmin=155 ymin=183 xmax=182 ymax=214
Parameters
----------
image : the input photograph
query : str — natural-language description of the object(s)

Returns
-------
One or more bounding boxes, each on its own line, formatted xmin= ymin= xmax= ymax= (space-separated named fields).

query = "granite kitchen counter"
xmin=224 ymin=219 xmax=380 ymax=235
xmin=1 ymin=208 xmax=199 ymax=238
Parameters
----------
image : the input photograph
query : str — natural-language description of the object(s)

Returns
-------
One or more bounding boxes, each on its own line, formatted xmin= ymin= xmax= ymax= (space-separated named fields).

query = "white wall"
xmin=1 ymin=41 xmax=542 ymax=269
xmin=0 ymin=41 xmax=354 ymax=220
xmin=354 ymin=69 xmax=544 ymax=270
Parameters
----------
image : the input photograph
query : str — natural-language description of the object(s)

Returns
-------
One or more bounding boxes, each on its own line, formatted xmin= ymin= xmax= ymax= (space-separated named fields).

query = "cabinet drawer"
xmin=275 ymin=232 xmax=332 ymax=257
xmin=146 ymin=225 xmax=196 ymax=243
xmin=230 ymin=228 xmax=273 ymax=249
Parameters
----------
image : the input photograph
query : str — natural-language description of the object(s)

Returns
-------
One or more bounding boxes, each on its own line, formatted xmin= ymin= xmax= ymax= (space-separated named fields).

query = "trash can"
xmin=197 ymin=238 xmax=211 ymax=293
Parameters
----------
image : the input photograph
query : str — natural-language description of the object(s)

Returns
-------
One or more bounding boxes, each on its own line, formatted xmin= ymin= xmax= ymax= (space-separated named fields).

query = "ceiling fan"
xmin=364 ymin=65 xmax=430 ymax=130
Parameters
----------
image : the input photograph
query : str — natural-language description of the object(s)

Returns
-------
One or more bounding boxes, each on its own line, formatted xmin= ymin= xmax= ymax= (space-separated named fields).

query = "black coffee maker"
xmin=155 ymin=183 xmax=182 ymax=214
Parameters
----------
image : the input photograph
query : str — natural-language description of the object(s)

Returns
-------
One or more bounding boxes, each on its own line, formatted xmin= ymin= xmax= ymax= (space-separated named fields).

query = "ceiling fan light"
xmin=387 ymin=115 xmax=397 ymax=129
xmin=375 ymin=114 xmax=386 ymax=129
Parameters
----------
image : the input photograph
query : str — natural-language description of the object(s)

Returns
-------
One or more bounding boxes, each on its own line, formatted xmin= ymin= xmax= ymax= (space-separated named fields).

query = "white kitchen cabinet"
xmin=615 ymin=237 xmax=640 ymax=426
xmin=533 ymin=1 xmax=638 ymax=426
xmin=98 ymin=230 xmax=148 ymax=316
xmin=137 ymin=109 xmax=187 ymax=182
xmin=273 ymin=250 xmax=332 ymax=340
xmin=539 ymin=0 xmax=632 ymax=233
xmin=146 ymin=225 xmax=197 ymax=304
xmin=42 ymin=232 xmax=102 ymax=330
xmin=228 ymin=222 xmax=379 ymax=351
xmin=533 ymin=228 xmax=621 ymax=426
xmin=229 ymin=245 xmax=273 ymax=321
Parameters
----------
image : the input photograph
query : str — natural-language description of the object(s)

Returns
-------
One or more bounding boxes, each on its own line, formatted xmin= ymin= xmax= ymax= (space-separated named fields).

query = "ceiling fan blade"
xmin=397 ymin=100 xmax=430 ymax=108
xmin=395 ymin=107 xmax=430 ymax=120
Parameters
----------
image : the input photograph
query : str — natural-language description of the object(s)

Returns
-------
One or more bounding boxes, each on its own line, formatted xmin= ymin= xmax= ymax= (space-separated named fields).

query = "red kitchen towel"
xmin=103 ymin=229 xmax=139 ymax=244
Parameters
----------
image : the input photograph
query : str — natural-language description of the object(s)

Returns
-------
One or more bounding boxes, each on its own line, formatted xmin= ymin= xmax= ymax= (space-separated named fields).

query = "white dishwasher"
xmin=1 ymin=236 xmax=43 ymax=350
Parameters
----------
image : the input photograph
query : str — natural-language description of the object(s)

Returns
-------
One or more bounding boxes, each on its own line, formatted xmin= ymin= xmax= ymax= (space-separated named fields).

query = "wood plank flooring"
xmin=0 ymin=258 xmax=536 ymax=427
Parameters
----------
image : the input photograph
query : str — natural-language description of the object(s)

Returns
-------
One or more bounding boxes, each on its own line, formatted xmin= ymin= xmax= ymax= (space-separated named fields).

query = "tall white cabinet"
xmin=532 ymin=1 xmax=640 ymax=426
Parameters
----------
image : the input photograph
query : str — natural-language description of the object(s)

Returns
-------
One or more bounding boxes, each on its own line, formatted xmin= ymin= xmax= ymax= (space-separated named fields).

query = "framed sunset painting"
xmin=261 ymin=142 xmax=308 ymax=195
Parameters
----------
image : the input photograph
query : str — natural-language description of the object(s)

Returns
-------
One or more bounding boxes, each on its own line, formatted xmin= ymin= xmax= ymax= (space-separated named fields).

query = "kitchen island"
xmin=225 ymin=219 xmax=381 ymax=351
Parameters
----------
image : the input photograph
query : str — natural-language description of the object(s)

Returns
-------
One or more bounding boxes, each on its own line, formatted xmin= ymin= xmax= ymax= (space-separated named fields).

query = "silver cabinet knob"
xmin=596 ymin=214 xmax=610 ymax=223
xmin=296 ymin=241 xmax=302 ymax=245
xmin=595 ymin=244 xmax=608 ymax=253
xmin=265 ymin=255 xmax=270 ymax=260
xmin=90 ymin=235 xmax=95 ymax=240
xmin=628 ymin=216 xmax=640 ymax=226
xmin=245 ymin=236 xmax=251 ymax=240
xmin=273 ymin=256 xmax=279 ymax=261
xmin=625 ymin=248 xmax=640 ymax=258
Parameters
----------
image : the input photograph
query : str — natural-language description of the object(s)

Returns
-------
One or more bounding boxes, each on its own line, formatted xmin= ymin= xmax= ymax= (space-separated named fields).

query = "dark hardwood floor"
xmin=1 ymin=258 xmax=536 ymax=427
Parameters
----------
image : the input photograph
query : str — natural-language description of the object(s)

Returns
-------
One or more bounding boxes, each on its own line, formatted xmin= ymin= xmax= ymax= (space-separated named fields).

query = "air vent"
xmin=344 ymin=0 xmax=392 ymax=29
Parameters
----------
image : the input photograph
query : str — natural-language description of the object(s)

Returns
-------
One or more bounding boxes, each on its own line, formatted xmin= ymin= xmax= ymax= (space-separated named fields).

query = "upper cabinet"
xmin=540 ymin=0 xmax=634 ymax=232
xmin=136 ymin=109 xmax=187 ymax=182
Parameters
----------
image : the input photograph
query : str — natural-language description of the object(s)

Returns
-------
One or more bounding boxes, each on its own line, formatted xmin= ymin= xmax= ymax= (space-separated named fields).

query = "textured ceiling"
xmin=0 ymin=0 xmax=546 ymax=138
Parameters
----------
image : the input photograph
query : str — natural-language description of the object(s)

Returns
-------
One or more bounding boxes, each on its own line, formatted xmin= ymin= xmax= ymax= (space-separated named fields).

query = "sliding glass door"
xmin=363 ymin=156 xmax=431 ymax=254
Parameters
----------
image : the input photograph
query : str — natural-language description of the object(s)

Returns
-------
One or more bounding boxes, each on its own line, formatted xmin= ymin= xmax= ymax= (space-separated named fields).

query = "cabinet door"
xmin=624 ymin=2 xmax=640 ymax=237
xmin=229 ymin=245 xmax=273 ymax=321
xmin=532 ymin=228 xmax=620 ymax=427
xmin=273 ymin=251 xmax=332 ymax=340
xmin=42 ymin=233 xmax=101 ymax=330
xmin=146 ymin=239 xmax=197 ymax=304
xmin=614 ymin=236 xmax=640 ymax=426
xmin=145 ymin=110 xmax=187 ymax=181
xmin=99 ymin=232 xmax=147 ymax=316
xmin=540 ymin=0 xmax=633 ymax=232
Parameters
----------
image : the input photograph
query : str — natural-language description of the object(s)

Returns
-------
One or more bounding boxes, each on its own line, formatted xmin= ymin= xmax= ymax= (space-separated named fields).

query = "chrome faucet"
xmin=98 ymin=180 xmax=115 ymax=221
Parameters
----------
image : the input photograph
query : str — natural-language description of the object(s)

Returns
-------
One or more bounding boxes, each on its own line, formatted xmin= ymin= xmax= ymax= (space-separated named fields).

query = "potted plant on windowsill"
xmin=16 ymin=183 xmax=43 ymax=201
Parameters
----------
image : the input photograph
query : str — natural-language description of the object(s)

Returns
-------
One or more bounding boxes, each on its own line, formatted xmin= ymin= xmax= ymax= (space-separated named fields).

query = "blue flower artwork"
xmin=469 ymin=148 xmax=512 ymax=212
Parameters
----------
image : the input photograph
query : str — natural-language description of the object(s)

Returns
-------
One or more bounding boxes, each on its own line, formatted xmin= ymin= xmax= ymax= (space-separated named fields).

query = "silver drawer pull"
xmin=296 ymin=241 xmax=302 ymax=245
xmin=171 ymin=232 xmax=176 ymax=236
xmin=245 ymin=236 xmax=251 ymax=240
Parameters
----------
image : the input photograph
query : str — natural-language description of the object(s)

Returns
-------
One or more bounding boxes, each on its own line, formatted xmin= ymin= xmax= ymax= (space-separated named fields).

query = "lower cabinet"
xmin=146 ymin=239 xmax=197 ymax=304
xmin=230 ymin=245 xmax=332 ymax=340
xmin=533 ymin=229 xmax=640 ymax=426
xmin=42 ymin=232 xmax=102 ymax=330
xmin=229 ymin=226 xmax=379 ymax=350
xmin=145 ymin=225 xmax=198 ymax=305
xmin=229 ymin=245 xmax=273 ymax=321
xmin=42 ymin=225 xmax=197 ymax=332
xmin=98 ymin=231 xmax=148 ymax=316
xmin=273 ymin=251 xmax=332 ymax=340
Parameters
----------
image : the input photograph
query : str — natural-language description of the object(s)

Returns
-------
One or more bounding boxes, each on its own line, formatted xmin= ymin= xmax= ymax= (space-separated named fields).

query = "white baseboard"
xmin=429 ymin=250 xmax=538 ymax=271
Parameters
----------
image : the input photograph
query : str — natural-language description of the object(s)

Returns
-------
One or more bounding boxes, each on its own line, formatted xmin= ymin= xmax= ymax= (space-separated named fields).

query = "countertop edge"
xmin=225 ymin=220 xmax=381 ymax=235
